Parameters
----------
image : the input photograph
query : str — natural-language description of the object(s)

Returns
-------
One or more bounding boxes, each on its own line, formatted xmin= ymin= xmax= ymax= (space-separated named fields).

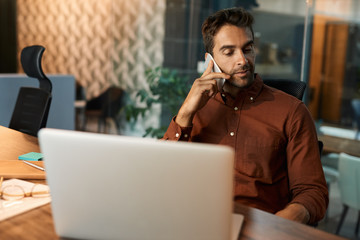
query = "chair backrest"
xmin=352 ymin=99 xmax=360 ymax=139
xmin=263 ymin=79 xmax=306 ymax=101
xmin=9 ymin=88 xmax=52 ymax=136
xmin=318 ymin=140 xmax=324 ymax=157
xmin=86 ymin=86 xmax=125 ymax=118
xmin=8 ymin=45 xmax=52 ymax=136
xmin=338 ymin=152 xmax=360 ymax=209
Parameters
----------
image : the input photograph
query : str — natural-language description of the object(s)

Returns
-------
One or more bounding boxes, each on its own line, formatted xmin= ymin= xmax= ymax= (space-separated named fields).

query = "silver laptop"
xmin=39 ymin=128 xmax=241 ymax=240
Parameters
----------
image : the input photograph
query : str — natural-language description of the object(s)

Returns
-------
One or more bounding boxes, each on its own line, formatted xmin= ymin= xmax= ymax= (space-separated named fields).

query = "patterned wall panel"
xmin=110 ymin=0 xmax=166 ymax=92
xmin=17 ymin=0 xmax=165 ymax=99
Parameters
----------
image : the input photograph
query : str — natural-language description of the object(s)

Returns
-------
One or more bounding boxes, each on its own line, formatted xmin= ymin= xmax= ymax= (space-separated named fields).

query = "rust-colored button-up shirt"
xmin=163 ymin=75 xmax=328 ymax=224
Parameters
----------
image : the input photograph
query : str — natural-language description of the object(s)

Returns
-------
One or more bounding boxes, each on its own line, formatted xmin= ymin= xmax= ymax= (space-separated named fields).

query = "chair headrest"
xmin=21 ymin=45 xmax=52 ymax=92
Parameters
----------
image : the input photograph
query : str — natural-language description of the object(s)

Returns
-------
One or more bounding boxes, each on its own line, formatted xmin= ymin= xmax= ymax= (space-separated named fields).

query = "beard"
xmin=227 ymin=63 xmax=255 ymax=88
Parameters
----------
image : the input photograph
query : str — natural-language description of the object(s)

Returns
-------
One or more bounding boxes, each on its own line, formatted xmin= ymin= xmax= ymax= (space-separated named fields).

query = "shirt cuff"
xmin=162 ymin=116 xmax=192 ymax=141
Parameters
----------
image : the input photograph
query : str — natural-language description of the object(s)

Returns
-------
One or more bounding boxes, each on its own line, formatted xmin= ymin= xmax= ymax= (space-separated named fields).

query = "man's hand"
xmin=275 ymin=203 xmax=310 ymax=224
xmin=175 ymin=60 xmax=230 ymax=127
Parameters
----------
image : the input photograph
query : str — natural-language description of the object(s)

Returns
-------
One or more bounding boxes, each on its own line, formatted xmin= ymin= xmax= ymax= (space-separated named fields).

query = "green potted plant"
xmin=125 ymin=67 xmax=191 ymax=138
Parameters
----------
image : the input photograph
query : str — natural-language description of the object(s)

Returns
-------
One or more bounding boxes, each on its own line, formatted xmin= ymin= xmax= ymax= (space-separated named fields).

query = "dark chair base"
xmin=335 ymin=204 xmax=360 ymax=236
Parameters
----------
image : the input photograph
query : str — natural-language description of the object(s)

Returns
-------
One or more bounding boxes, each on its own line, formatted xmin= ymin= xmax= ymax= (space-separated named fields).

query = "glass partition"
xmin=154 ymin=0 xmax=309 ymax=137
xmin=305 ymin=0 xmax=360 ymax=140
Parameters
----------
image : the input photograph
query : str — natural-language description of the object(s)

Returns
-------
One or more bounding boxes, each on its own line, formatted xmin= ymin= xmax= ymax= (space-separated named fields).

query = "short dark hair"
xmin=201 ymin=7 xmax=254 ymax=55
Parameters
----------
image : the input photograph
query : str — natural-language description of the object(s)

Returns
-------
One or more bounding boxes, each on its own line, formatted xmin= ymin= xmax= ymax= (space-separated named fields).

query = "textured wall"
xmin=17 ymin=0 xmax=166 ymax=99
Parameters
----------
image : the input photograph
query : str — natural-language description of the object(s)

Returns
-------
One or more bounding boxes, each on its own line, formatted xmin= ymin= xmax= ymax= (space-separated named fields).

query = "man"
xmin=163 ymin=7 xmax=328 ymax=225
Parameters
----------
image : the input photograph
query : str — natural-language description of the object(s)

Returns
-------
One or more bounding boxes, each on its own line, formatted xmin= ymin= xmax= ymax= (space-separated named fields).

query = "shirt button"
xmin=230 ymin=132 xmax=235 ymax=136
xmin=250 ymin=97 xmax=254 ymax=101
xmin=175 ymin=133 xmax=180 ymax=138
xmin=184 ymin=134 xmax=188 ymax=138
xmin=234 ymin=107 xmax=238 ymax=111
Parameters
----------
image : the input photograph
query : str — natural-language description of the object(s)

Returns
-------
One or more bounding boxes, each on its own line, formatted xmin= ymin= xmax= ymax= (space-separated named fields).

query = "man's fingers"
xmin=194 ymin=80 xmax=218 ymax=97
xmin=193 ymin=78 xmax=217 ymax=89
xmin=203 ymin=72 xmax=230 ymax=81
xmin=201 ymin=60 xmax=214 ymax=77
xmin=204 ymin=89 xmax=216 ymax=97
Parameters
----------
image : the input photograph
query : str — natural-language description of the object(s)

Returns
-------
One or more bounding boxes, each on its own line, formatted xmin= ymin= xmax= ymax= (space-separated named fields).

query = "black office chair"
xmin=352 ymin=99 xmax=360 ymax=140
xmin=83 ymin=86 xmax=126 ymax=133
xmin=9 ymin=45 xmax=52 ymax=136
xmin=263 ymin=79 xmax=306 ymax=101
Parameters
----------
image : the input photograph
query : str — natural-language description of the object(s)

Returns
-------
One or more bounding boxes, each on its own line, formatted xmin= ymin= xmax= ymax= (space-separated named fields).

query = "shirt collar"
xmin=214 ymin=74 xmax=264 ymax=104
xmin=242 ymin=74 xmax=263 ymax=99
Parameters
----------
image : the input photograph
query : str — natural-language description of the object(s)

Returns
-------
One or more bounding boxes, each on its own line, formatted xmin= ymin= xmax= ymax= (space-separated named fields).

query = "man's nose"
xmin=236 ymin=51 xmax=248 ymax=66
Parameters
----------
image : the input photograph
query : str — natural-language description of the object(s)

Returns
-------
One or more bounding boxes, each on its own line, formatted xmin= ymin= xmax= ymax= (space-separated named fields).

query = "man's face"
xmin=212 ymin=25 xmax=256 ymax=88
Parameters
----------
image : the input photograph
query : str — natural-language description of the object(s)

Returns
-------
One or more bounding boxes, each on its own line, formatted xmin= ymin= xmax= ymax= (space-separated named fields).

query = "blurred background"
xmin=1 ymin=0 xmax=360 ymax=138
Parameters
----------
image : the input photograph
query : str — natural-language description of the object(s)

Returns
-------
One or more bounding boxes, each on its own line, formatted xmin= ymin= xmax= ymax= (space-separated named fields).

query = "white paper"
xmin=232 ymin=213 xmax=244 ymax=240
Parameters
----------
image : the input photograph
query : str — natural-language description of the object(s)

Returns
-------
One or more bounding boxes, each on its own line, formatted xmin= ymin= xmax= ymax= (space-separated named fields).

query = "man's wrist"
xmin=304 ymin=206 xmax=310 ymax=223
xmin=291 ymin=203 xmax=310 ymax=224
xmin=176 ymin=109 xmax=195 ymax=127
xmin=275 ymin=203 xmax=310 ymax=224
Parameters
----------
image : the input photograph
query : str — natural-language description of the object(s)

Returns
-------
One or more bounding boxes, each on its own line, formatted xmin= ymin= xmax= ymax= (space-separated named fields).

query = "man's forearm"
xmin=275 ymin=203 xmax=310 ymax=224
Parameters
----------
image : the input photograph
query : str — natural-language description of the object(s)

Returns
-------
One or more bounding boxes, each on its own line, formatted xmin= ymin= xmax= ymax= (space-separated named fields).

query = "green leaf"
xmin=125 ymin=67 xmax=191 ymax=138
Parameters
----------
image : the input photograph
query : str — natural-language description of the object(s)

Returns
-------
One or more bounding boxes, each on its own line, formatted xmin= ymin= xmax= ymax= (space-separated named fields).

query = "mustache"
xmin=230 ymin=64 xmax=251 ymax=74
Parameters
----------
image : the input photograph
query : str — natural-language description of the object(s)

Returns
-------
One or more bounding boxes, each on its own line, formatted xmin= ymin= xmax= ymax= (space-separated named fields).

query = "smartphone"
xmin=204 ymin=53 xmax=225 ymax=91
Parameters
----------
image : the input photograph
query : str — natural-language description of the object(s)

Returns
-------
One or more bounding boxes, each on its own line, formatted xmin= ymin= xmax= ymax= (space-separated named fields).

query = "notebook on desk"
xmin=39 ymin=128 xmax=243 ymax=240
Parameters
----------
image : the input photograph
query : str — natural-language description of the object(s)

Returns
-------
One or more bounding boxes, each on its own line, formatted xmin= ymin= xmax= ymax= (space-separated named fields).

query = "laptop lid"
xmin=39 ymin=128 xmax=235 ymax=240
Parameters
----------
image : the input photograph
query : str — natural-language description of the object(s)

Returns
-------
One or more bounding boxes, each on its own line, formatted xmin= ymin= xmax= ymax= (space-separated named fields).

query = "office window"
xmin=305 ymin=0 xmax=360 ymax=140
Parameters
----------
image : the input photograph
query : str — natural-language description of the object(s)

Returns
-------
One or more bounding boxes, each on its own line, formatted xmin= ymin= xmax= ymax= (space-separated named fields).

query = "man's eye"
xmin=223 ymin=51 xmax=234 ymax=56
xmin=244 ymin=46 xmax=254 ymax=54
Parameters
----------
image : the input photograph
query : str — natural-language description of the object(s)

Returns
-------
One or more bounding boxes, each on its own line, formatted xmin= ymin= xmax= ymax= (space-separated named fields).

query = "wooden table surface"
xmin=0 ymin=126 xmax=45 ymax=179
xmin=0 ymin=202 xmax=347 ymax=240
xmin=234 ymin=204 xmax=346 ymax=240
xmin=0 ymin=126 xmax=347 ymax=240
xmin=319 ymin=134 xmax=360 ymax=157
xmin=0 ymin=126 xmax=40 ymax=160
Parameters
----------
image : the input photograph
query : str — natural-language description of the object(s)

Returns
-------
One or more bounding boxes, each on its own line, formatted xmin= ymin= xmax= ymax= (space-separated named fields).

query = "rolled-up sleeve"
xmin=286 ymin=102 xmax=329 ymax=224
xmin=162 ymin=116 xmax=192 ymax=141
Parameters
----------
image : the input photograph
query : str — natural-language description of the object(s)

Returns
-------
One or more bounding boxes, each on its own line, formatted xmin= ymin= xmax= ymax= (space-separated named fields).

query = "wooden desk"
xmin=0 ymin=126 xmax=40 ymax=160
xmin=319 ymin=134 xmax=360 ymax=157
xmin=0 ymin=126 xmax=346 ymax=240
xmin=0 ymin=126 xmax=45 ymax=179
xmin=0 ymin=202 xmax=347 ymax=240
xmin=234 ymin=204 xmax=345 ymax=240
